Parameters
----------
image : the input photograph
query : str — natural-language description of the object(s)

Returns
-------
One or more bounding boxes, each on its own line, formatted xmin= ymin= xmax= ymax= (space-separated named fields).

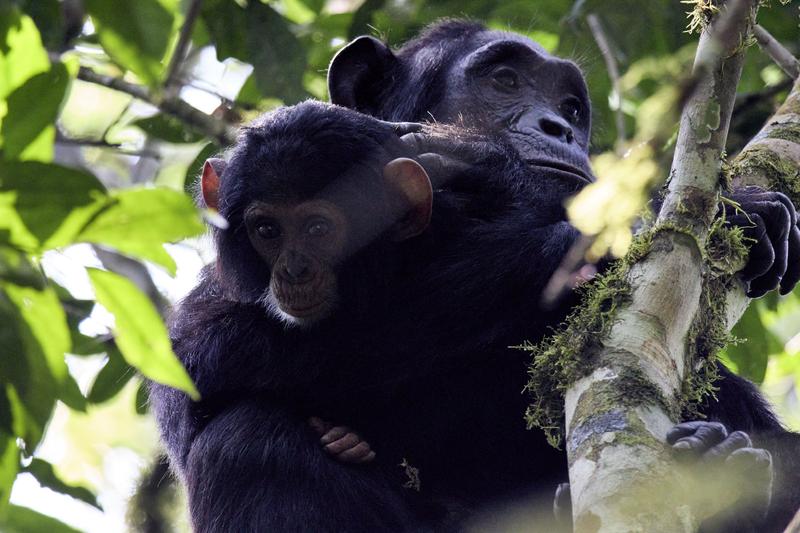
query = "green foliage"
xmin=88 ymin=269 xmax=199 ymax=400
xmin=83 ymin=0 xmax=177 ymax=87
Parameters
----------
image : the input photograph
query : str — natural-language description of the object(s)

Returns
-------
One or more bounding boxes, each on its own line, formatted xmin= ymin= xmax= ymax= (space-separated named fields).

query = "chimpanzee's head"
xmin=328 ymin=20 xmax=593 ymax=184
xmin=200 ymin=101 xmax=432 ymax=327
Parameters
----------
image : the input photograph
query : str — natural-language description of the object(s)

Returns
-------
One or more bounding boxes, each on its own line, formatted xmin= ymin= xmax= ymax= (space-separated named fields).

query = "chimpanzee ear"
xmin=201 ymin=158 xmax=226 ymax=211
xmin=383 ymin=158 xmax=433 ymax=241
xmin=328 ymin=36 xmax=397 ymax=113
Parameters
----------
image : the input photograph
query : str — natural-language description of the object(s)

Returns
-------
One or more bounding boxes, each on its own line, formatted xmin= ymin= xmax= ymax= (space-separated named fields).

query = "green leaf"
xmin=4 ymin=284 xmax=69 ymax=386
xmin=17 ymin=0 xmax=66 ymax=51
xmin=1 ymin=505 xmax=81 ymax=533
xmin=2 ymin=62 xmax=72 ymax=161
xmin=88 ymin=269 xmax=199 ymax=400
xmin=727 ymin=303 xmax=781 ymax=383
xmin=23 ymin=458 xmax=101 ymax=510
xmin=0 ymin=247 xmax=45 ymax=289
xmin=84 ymin=0 xmax=176 ymax=87
xmin=135 ymin=380 xmax=149 ymax=415
xmin=58 ymin=373 xmax=87 ymax=413
xmin=0 ymin=161 xmax=106 ymax=248
xmin=0 ymin=8 xmax=50 ymax=100
xmin=0 ymin=433 xmax=19 ymax=516
xmin=134 ymin=114 xmax=205 ymax=144
xmin=203 ymin=0 xmax=307 ymax=103
xmin=0 ymin=291 xmax=58 ymax=451
xmin=77 ymin=188 xmax=204 ymax=275
xmin=87 ymin=346 xmax=135 ymax=404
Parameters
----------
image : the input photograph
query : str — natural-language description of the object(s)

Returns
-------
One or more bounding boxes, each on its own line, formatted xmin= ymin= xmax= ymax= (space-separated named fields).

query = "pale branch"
xmin=165 ymin=0 xmax=205 ymax=92
xmin=786 ymin=507 xmax=800 ymax=533
xmin=753 ymin=24 xmax=800 ymax=80
xmin=563 ymin=1 xmax=760 ymax=531
xmin=587 ymin=13 xmax=626 ymax=154
xmin=725 ymin=76 xmax=800 ymax=324
xmin=76 ymin=67 xmax=238 ymax=146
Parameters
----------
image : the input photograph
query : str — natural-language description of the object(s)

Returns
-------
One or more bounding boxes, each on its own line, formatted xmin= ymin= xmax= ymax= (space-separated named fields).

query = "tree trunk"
xmin=564 ymin=2 xmax=763 ymax=531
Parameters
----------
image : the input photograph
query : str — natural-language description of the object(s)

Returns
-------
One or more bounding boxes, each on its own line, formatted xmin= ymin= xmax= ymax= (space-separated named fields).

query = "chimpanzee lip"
xmin=527 ymin=159 xmax=594 ymax=185
xmin=282 ymin=300 xmax=327 ymax=317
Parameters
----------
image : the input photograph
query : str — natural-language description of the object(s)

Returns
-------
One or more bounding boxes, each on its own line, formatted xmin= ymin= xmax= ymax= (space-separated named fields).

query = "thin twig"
xmin=753 ymin=24 xmax=800 ymax=80
xmin=77 ymin=67 xmax=238 ymax=146
xmin=55 ymin=131 xmax=160 ymax=159
xmin=164 ymin=0 xmax=205 ymax=92
xmin=587 ymin=13 xmax=626 ymax=154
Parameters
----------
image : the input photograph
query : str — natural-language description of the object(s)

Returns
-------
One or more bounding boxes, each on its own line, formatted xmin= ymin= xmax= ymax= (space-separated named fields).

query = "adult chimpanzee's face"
xmin=244 ymin=199 xmax=349 ymax=325
xmin=435 ymin=33 xmax=593 ymax=185
xmin=328 ymin=25 xmax=595 ymax=188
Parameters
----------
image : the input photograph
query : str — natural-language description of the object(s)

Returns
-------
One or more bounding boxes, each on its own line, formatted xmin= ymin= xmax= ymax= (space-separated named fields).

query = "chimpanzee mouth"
xmin=526 ymin=159 xmax=594 ymax=185
xmin=282 ymin=300 xmax=328 ymax=318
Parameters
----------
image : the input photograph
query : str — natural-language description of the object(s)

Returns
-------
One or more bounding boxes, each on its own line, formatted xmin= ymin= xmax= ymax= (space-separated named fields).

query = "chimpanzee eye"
xmin=560 ymin=97 xmax=582 ymax=124
xmin=306 ymin=218 xmax=331 ymax=237
xmin=491 ymin=67 xmax=519 ymax=90
xmin=256 ymin=220 xmax=281 ymax=239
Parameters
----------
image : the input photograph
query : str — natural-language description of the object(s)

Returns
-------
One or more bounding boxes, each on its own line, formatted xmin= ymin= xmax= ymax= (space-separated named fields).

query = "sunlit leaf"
xmin=0 ymin=7 xmax=49 ymax=100
xmin=16 ymin=0 xmax=66 ymax=51
xmin=0 ymin=247 xmax=44 ymax=289
xmin=77 ymin=188 xmax=204 ymax=275
xmin=84 ymin=0 xmax=176 ymax=87
xmin=1 ymin=505 xmax=81 ymax=533
xmin=0 ymin=433 xmax=18 ymax=516
xmin=23 ymin=458 xmax=101 ymax=510
xmin=1 ymin=62 xmax=72 ymax=161
xmin=4 ymin=284 xmax=69 ymax=386
xmin=0 ymin=161 xmax=106 ymax=248
xmin=88 ymin=269 xmax=199 ymax=399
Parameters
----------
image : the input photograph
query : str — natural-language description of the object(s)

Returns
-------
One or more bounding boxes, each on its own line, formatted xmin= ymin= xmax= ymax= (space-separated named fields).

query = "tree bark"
xmin=564 ymin=2 xmax=761 ymax=531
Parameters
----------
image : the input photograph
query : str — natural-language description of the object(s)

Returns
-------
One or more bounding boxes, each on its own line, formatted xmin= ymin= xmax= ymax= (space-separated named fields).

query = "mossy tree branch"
xmin=561 ymin=1 xmax=761 ymax=531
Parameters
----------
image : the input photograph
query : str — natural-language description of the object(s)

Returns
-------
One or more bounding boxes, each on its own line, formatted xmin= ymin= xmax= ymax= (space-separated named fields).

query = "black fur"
xmin=151 ymin=101 xmax=583 ymax=531
xmin=328 ymin=19 xmax=800 ymax=531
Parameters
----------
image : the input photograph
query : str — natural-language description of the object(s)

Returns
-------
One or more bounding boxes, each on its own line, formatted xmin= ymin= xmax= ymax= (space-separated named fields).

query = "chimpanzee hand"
xmin=667 ymin=421 xmax=773 ymax=532
xmin=723 ymin=187 xmax=800 ymax=298
xmin=397 ymin=129 xmax=515 ymax=188
xmin=308 ymin=417 xmax=376 ymax=464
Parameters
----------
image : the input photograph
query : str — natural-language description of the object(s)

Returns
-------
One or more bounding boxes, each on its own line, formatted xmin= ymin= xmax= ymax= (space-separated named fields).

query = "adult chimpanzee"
xmin=151 ymin=100 xmax=597 ymax=531
xmin=326 ymin=19 xmax=800 ymax=531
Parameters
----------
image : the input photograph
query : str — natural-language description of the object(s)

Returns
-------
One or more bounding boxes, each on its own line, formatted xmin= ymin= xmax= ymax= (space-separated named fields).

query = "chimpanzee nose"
xmin=284 ymin=253 xmax=311 ymax=283
xmin=539 ymin=116 xmax=574 ymax=144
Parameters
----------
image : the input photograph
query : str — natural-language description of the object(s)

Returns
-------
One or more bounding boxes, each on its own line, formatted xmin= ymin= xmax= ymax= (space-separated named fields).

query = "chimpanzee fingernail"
xmin=673 ymin=441 xmax=691 ymax=450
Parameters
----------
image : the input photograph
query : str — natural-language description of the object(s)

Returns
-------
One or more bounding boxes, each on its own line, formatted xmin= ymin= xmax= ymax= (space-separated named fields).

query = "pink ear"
xmin=201 ymin=158 xmax=226 ymax=210
xmin=383 ymin=158 xmax=433 ymax=241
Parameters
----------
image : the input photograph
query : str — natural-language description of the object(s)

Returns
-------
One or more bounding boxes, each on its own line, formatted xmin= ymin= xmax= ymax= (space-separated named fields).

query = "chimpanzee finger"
xmin=670 ymin=421 xmax=728 ymax=455
xmin=378 ymin=120 xmax=424 ymax=136
xmin=553 ymin=482 xmax=572 ymax=527
xmin=702 ymin=430 xmax=752 ymax=462
xmin=667 ymin=421 xmax=721 ymax=443
xmin=780 ymin=226 xmax=800 ymax=295
xmin=417 ymin=153 xmax=470 ymax=188
xmin=320 ymin=425 xmax=351 ymax=445
xmin=399 ymin=131 xmax=490 ymax=162
xmin=324 ymin=432 xmax=363 ymax=455
xmin=736 ymin=213 xmax=773 ymax=283
xmin=335 ymin=442 xmax=376 ymax=463
xmin=748 ymin=201 xmax=791 ymax=297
